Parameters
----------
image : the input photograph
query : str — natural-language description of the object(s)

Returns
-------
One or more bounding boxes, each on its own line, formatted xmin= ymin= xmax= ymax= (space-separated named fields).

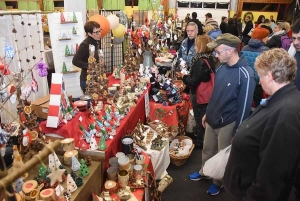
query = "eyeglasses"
xmin=213 ymin=48 xmax=230 ymax=55
xmin=93 ymin=29 xmax=102 ymax=34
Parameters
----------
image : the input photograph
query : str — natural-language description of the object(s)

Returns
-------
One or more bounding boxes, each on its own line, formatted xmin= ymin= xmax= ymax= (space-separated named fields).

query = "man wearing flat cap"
xmin=189 ymin=33 xmax=256 ymax=196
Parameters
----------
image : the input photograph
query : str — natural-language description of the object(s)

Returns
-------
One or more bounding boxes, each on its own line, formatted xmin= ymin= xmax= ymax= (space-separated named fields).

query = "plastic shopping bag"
xmin=203 ymin=145 xmax=231 ymax=180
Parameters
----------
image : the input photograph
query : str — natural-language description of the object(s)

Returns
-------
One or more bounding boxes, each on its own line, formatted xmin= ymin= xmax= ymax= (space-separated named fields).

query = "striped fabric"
xmin=206 ymin=18 xmax=219 ymax=29
xmin=46 ymin=73 xmax=63 ymax=128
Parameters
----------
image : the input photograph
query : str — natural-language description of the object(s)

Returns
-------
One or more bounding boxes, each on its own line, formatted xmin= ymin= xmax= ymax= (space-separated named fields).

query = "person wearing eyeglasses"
xmin=291 ymin=19 xmax=300 ymax=91
xmin=72 ymin=21 xmax=101 ymax=94
xmin=189 ymin=33 xmax=255 ymax=196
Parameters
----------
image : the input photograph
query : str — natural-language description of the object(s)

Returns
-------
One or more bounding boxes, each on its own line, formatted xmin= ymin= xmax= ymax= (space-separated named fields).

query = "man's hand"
xmin=202 ymin=114 xmax=207 ymax=128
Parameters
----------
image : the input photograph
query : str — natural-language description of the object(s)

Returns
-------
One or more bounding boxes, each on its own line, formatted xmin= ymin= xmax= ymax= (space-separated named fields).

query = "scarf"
xmin=189 ymin=53 xmax=212 ymax=71
xmin=269 ymin=30 xmax=286 ymax=39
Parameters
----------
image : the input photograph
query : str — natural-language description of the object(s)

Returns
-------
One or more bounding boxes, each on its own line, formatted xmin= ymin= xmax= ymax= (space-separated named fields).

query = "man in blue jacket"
xmin=189 ymin=33 xmax=256 ymax=196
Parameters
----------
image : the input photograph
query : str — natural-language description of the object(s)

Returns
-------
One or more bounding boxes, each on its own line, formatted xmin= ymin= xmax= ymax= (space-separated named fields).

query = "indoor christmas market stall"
xmin=0 ymin=0 xmax=197 ymax=200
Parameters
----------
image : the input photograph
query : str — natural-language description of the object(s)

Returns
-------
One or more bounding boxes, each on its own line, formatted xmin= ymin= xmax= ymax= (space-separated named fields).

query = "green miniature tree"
xmin=73 ymin=12 xmax=77 ymax=22
xmin=98 ymin=135 xmax=107 ymax=151
xmin=79 ymin=159 xmax=90 ymax=177
xmin=72 ymin=26 xmax=77 ymax=34
xmin=62 ymin=62 xmax=68 ymax=73
xmin=65 ymin=45 xmax=70 ymax=56
xmin=38 ymin=163 xmax=47 ymax=178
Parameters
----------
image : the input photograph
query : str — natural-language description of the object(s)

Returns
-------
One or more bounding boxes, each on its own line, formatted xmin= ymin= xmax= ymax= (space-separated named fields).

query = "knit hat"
xmin=207 ymin=33 xmax=241 ymax=49
xmin=251 ymin=27 xmax=270 ymax=40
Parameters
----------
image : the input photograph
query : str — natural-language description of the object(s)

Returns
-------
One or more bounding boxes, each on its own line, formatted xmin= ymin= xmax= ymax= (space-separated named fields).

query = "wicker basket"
xmin=169 ymin=136 xmax=195 ymax=166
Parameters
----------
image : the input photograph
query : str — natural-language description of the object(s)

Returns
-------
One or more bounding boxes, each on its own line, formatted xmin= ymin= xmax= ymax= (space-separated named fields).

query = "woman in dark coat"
xmin=225 ymin=18 xmax=238 ymax=36
xmin=177 ymin=35 xmax=215 ymax=147
xmin=223 ymin=48 xmax=300 ymax=201
xmin=242 ymin=16 xmax=253 ymax=45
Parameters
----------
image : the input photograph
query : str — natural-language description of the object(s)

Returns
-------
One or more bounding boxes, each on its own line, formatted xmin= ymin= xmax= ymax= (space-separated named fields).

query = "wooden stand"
xmin=63 ymin=150 xmax=78 ymax=166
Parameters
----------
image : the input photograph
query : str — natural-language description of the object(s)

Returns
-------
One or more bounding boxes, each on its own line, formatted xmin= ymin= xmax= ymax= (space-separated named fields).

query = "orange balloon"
xmin=89 ymin=15 xmax=110 ymax=37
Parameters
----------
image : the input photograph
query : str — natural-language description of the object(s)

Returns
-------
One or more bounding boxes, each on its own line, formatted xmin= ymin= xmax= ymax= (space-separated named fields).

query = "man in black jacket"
xmin=189 ymin=12 xmax=203 ymax=35
xmin=72 ymin=21 xmax=101 ymax=93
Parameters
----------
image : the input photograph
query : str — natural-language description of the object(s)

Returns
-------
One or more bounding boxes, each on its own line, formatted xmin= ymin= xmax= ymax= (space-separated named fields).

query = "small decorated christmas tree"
xmin=65 ymin=45 xmax=70 ymax=56
xmin=72 ymin=12 xmax=77 ymax=22
xmin=62 ymin=62 xmax=68 ymax=73
xmin=72 ymin=26 xmax=77 ymax=34
xmin=14 ymin=177 xmax=24 ymax=193
xmin=49 ymin=152 xmax=62 ymax=171
xmin=71 ymin=156 xmax=80 ymax=172
xmin=98 ymin=135 xmax=107 ymax=151
xmin=67 ymin=174 xmax=77 ymax=193
xmin=60 ymin=12 xmax=66 ymax=23
xmin=89 ymin=135 xmax=98 ymax=150
xmin=38 ymin=163 xmax=48 ymax=177
xmin=79 ymin=159 xmax=90 ymax=177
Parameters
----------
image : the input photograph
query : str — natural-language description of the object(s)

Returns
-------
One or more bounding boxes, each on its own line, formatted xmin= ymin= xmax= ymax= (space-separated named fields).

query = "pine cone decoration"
xmin=84 ymin=156 xmax=92 ymax=166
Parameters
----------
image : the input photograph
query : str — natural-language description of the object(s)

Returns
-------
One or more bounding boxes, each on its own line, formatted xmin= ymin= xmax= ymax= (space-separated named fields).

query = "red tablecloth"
xmin=40 ymin=75 xmax=150 ymax=169
xmin=148 ymin=100 xmax=190 ymax=135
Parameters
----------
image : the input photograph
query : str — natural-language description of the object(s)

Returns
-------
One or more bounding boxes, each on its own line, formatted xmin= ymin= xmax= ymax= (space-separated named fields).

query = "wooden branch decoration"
xmin=0 ymin=140 xmax=61 ymax=194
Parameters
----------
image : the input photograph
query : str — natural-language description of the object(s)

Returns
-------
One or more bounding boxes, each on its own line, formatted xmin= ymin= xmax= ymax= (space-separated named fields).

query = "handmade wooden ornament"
xmin=48 ymin=152 xmax=62 ymax=171
xmin=63 ymin=150 xmax=78 ymax=166
xmin=79 ymin=159 xmax=90 ymax=177
xmin=66 ymin=174 xmax=77 ymax=194
xmin=14 ymin=177 xmax=24 ymax=193
xmin=13 ymin=154 xmax=28 ymax=179
xmin=40 ymin=188 xmax=55 ymax=201
xmin=55 ymin=184 xmax=64 ymax=197
xmin=22 ymin=180 xmax=38 ymax=196
xmin=71 ymin=155 xmax=80 ymax=172
xmin=47 ymin=167 xmax=65 ymax=186
xmin=30 ymin=183 xmax=44 ymax=200
xmin=89 ymin=135 xmax=98 ymax=150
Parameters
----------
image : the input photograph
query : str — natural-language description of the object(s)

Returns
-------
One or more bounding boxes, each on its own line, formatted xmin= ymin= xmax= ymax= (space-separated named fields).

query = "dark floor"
xmin=161 ymin=146 xmax=233 ymax=201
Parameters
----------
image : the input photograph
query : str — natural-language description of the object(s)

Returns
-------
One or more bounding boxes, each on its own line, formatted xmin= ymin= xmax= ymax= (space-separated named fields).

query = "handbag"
xmin=203 ymin=145 xmax=231 ymax=180
xmin=196 ymin=59 xmax=215 ymax=104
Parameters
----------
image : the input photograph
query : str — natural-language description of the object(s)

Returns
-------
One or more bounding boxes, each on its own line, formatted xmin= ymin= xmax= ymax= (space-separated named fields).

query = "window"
xmin=191 ymin=2 xmax=202 ymax=8
xmin=5 ymin=1 xmax=18 ymax=9
xmin=178 ymin=1 xmax=190 ymax=8
xmin=125 ymin=0 xmax=138 ymax=6
xmin=203 ymin=2 xmax=215 ymax=8
xmin=216 ymin=2 xmax=229 ymax=9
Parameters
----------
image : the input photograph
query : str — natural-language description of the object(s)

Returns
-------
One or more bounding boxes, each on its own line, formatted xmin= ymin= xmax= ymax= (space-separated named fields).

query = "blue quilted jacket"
xmin=241 ymin=39 xmax=269 ymax=83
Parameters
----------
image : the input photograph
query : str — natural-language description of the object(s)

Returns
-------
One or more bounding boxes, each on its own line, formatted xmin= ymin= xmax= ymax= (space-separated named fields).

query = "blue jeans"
xmin=80 ymin=80 xmax=86 ymax=94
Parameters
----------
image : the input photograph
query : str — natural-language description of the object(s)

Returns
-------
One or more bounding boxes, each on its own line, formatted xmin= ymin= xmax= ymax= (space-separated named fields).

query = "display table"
xmin=148 ymin=100 xmax=190 ymax=135
xmin=109 ymin=152 xmax=155 ymax=201
xmin=142 ymin=126 xmax=170 ymax=180
xmin=40 ymin=75 xmax=149 ymax=170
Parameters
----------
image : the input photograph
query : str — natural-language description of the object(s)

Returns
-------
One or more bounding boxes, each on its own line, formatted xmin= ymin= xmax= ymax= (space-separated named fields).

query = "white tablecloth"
xmin=142 ymin=126 xmax=170 ymax=180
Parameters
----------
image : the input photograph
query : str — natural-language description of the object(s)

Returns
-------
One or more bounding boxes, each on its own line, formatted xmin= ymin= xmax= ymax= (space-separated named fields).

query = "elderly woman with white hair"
xmin=223 ymin=48 xmax=300 ymax=201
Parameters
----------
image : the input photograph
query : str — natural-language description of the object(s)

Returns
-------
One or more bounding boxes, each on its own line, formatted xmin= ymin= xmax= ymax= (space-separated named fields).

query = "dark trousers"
xmin=80 ymin=80 xmax=86 ymax=94
xmin=191 ymin=93 xmax=208 ymax=145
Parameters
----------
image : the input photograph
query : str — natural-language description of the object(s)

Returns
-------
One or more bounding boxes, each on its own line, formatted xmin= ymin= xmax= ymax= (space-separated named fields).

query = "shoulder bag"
xmin=196 ymin=58 xmax=215 ymax=104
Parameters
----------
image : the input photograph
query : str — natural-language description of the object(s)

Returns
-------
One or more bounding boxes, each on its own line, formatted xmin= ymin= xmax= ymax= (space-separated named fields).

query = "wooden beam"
xmin=97 ymin=0 xmax=102 ymax=9
xmin=38 ymin=0 xmax=44 ymax=11
xmin=164 ymin=0 xmax=169 ymax=21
